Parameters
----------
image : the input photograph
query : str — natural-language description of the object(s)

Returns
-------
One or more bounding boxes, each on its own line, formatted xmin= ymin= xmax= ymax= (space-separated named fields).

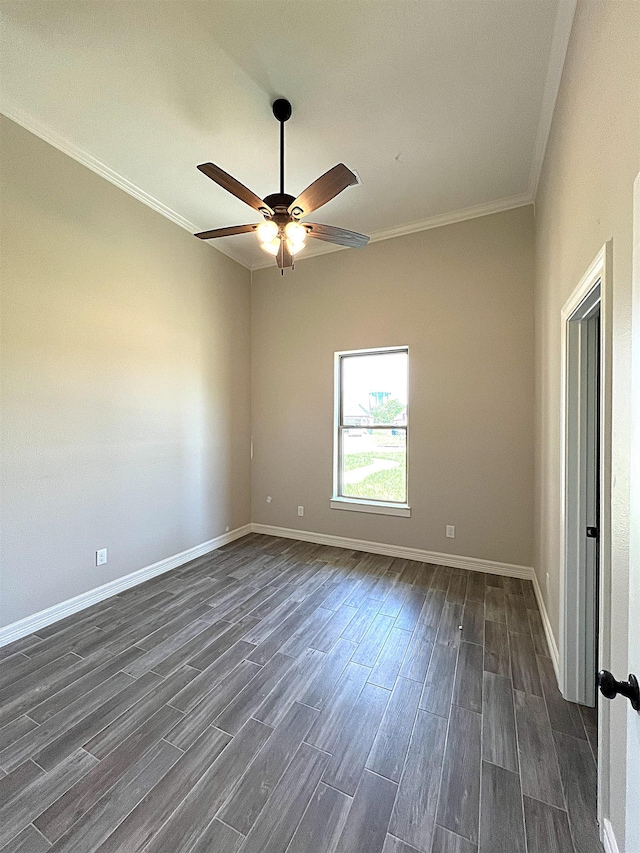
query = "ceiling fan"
xmin=194 ymin=98 xmax=369 ymax=271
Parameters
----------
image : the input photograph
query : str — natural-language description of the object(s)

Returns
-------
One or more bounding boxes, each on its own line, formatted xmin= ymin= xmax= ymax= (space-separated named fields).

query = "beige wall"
xmin=0 ymin=116 xmax=252 ymax=628
xmin=533 ymin=2 xmax=640 ymax=845
xmin=251 ymin=206 xmax=535 ymax=568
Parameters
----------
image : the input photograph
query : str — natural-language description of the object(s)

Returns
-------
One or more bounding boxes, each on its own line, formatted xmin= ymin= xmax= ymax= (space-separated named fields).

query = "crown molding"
xmin=527 ymin=0 xmax=577 ymax=200
xmin=250 ymin=191 xmax=534 ymax=271
xmin=0 ymin=100 xmax=252 ymax=270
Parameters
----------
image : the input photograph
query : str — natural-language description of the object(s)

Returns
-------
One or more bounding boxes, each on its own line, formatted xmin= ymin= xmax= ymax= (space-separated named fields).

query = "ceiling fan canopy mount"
xmin=194 ymin=98 xmax=369 ymax=271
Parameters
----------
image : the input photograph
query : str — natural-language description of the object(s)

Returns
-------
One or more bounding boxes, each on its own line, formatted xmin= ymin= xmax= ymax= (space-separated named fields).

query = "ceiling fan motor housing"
xmin=262 ymin=193 xmax=301 ymax=227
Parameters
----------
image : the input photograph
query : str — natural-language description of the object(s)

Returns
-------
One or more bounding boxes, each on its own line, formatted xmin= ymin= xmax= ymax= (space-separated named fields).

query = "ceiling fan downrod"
xmin=272 ymin=98 xmax=291 ymax=195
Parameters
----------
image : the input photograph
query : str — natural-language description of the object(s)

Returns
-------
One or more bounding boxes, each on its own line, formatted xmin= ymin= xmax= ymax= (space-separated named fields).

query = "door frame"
xmin=559 ymin=240 xmax=613 ymax=825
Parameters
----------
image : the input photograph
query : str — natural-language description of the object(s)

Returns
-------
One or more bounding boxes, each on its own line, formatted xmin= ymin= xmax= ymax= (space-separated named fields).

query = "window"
xmin=332 ymin=347 xmax=409 ymax=517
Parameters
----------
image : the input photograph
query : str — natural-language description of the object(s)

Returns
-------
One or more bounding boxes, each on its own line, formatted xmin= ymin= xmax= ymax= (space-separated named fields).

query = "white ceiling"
xmin=0 ymin=1 xmax=575 ymax=270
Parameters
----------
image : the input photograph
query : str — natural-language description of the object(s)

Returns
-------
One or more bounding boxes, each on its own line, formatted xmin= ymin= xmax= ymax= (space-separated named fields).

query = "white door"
xmin=625 ymin=172 xmax=640 ymax=853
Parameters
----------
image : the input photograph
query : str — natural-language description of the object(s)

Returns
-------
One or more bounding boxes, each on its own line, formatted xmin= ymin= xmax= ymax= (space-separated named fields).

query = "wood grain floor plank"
xmin=0 ymin=825 xmax=51 ymax=853
xmin=382 ymin=835 xmax=421 ymax=853
xmin=505 ymin=593 xmax=529 ymax=634
xmin=322 ymin=681 xmax=390 ymax=795
xmin=446 ymin=573 xmax=468 ymax=606
xmin=352 ymin=613 xmax=395 ymax=667
xmin=165 ymin=660 xmax=261 ymax=750
xmin=367 ymin=677 xmax=421 ymax=783
xmin=0 ymin=653 xmax=91 ymax=730
xmin=432 ymin=825 xmax=478 ymax=853
xmin=279 ymin=607 xmax=333 ymax=657
xmin=308 ymin=606 xmax=358 ymax=652
xmin=305 ymin=661 xmax=371 ymax=752
xmin=395 ymin=590 xmax=427 ymax=632
xmin=47 ymin=740 xmax=181 ymax=853
xmin=398 ymin=634 xmax=433 ymax=684
xmin=169 ymin=640 xmax=255 ymax=712
xmin=509 ymin=632 xmax=542 ymax=696
xmin=523 ymin=796 xmax=575 ymax=853
xmin=335 ymin=769 xmax=398 ymax=853
xmin=188 ymin=819 xmax=244 ymax=853
xmin=293 ymin=638 xmax=352 ymax=710
xmin=239 ymin=742 xmax=329 ymax=853
xmin=484 ymin=587 xmax=506 ymax=624
xmin=90 ymin=726 xmax=231 ymax=853
xmin=479 ymin=761 xmax=526 ymax=853
xmin=214 ymin=652 xmax=294 ymax=735
xmin=83 ymin=665 xmax=196 ymax=759
xmin=142 ymin=718 xmax=272 ymax=853
xmin=379 ymin=582 xmax=412 ymax=619
xmin=436 ymin=705 xmax=481 ymax=844
xmin=286 ymin=781 xmax=351 ymax=853
xmin=0 ymin=760 xmax=44 ymax=808
xmin=389 ymin=710 xmax=447 ymax=852
xmin=220 ymin=701 xmax=318 ymax=835
xmin=0 ymin=672 xmax=134 ymax=772
xmin=537 ymin=656 xmax=586 ymax=739
xmin=527 ymin=609 xmax=549 ymax=657
xmin=465 ymin=572 xmax=486 ymax=604
xmin=483 ymin=621 xmax=509 ymax=676
xmin=514 ymin=690 xmax=564 ymax=808
xmin=369 ymin=627 xmax=413 ymax=690
xmin=253 ymin=648 xmax=326 ymax=728
xmin=435 ymin=602 xmax=464 ymax=648
xmin=453 ymin=642 xmax=483 ymax=713
xmin=482 ymin=672 xmax=518 ymax=772
xmin=0 ymin=715 xmax=39 ymax=753
xmin=35 ymin=705 xmax=183 ymax=843
xmin=0 ymin=748 xmax=98 ymax=847
xmin=419 ymin=644 xmax=458 ymax=718
xmin=553 ymin=731 xmax=603 ymax=853
xmin=27 ymin=647 xmax=143 ymax=724
xmin=34 ymin=672 xmax=163 ymax=771
xmin=187 ymin=619 xmax=257 ymax=672
xmin=461 ymin=601 xmax=484 ymax=646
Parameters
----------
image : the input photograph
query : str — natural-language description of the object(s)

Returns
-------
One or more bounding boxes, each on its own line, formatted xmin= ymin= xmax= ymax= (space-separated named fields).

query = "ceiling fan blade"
xmin=276 ymin=240 xmax=293 ymax=269
xmin=197 ymin=163 xmax=273 ymax=215
xmin=306 ymin=222 xmax=369 ymax=248
xmin=288 ymin=164 xmax=358 ymax=217
xmin=195 ymin=224 xmax=258 ymax=240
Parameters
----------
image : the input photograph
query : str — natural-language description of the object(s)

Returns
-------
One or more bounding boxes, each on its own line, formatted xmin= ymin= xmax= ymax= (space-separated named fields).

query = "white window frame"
xmin=331 ymin=346 xmax=410 ymax=518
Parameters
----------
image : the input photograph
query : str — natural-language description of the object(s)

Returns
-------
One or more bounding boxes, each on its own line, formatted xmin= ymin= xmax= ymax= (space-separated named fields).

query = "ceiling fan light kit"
xmin=194 ymin=98 xmax=369 ymax=272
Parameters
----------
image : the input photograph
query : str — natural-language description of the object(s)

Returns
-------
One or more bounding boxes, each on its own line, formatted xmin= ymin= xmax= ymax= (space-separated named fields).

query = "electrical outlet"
xmin=446 ymin=525 xmax=455 ymax=539
xmin=298 ymin=506 xmax=304 ymax=517
xmin=96 ymin=548 xmax=107 ymax=567
xmin=225 ymin=525 xmax=229 ymax=533
xmin=267 ymin=496 xmax=272 ymax=503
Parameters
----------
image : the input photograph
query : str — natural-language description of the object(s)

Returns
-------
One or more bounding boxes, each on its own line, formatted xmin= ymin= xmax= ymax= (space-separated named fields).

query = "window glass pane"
xmin=341 ymin=351 xmax=407 ymax=426
xmin=341 ymin=428 xmax=406 ymax=503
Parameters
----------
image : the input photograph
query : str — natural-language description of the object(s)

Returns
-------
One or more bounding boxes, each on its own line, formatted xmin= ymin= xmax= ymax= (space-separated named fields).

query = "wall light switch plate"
xmin=96 ymin=548 xmax=107 ymax=566
xmin=446 ymin=525 xmax=455 ymax=539
xmin=298 ymin=506 xmax=304 ymax=517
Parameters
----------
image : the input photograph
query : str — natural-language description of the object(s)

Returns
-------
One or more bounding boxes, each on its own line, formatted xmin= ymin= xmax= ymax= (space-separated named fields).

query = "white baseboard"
xmin=251 ymin=523 xmax=534 ymax=580
xmin=602 ymin=818 xmax=621 ymax=853
xmin=0 ymin=524 xmax=252 ymax=648
xmin=530 ymin=568 xmax=561 ymax=680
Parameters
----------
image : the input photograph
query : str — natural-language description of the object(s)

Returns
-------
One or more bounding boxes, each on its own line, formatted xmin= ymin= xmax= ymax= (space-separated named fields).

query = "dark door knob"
xmin=597 ymin=670 xmax=640 ymax=711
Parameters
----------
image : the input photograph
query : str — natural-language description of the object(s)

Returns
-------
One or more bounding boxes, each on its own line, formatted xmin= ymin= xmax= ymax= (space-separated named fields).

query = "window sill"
xmin=330 ymin=498 xmax=411 ymax=518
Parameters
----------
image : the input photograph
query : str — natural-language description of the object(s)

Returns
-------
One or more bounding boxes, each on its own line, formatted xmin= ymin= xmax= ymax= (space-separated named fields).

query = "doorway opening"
xmin=560 ymin=243 xmax=612 ymax=829
xmin=563 ymin=286 xmax=601 ymax=707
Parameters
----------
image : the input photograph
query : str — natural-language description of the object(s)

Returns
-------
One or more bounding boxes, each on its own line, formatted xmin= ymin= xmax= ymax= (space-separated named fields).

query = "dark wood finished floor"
xmin=0 ymin=534 xmax=603 ymax=853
